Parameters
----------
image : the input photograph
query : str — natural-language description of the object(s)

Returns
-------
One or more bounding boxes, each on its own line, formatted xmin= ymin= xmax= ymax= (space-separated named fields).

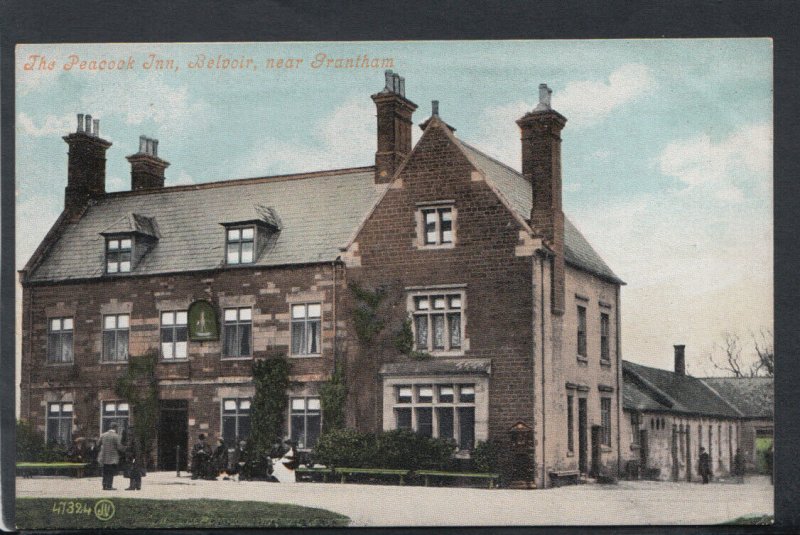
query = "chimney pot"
xmin=77 ymin=114 xmax=85 ymax=133
xmin=432 ymin=100 xmax=439 ymax=116
xmin=139 ymin=135 xmax=147 ymax=153
xmin=674 ymin=344 xmax=686 ymax=376
xmin=92 ymin=119 xmax=100 ymax=138
xmin=399 ymin=76 xmax=405 ymax=96
xmin=147 ymin=138 xmax=154 ymax=155
xmin=85 ymin=114 xmax=93 ymax=135
xmin=152 ymin=139 xmax=159 ymax=157
xmin=384 ymin=69 xmax=394 ymax=90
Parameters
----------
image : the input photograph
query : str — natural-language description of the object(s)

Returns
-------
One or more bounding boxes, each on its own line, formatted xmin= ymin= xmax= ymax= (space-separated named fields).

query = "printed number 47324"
xmin=52 ymin=501 xmax=93 ymax=515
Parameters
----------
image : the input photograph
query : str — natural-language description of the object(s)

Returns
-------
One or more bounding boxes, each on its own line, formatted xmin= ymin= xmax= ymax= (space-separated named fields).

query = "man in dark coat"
xmin=98 ymin=422 xmax=125 ymax=490
xmin=124 ymin=425 xmax=145 ymax=490
xmin=191 ymin=433 xmax=212 ymax=480
xmin=698 ymin=446 xmax=712 ymax=484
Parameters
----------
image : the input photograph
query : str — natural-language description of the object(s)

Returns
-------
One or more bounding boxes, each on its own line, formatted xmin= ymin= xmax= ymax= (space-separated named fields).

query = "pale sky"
xmin=15 ymin=40 xmax=773 ymax=392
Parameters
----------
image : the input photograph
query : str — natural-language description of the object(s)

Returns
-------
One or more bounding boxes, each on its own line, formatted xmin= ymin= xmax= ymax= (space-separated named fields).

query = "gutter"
xmin=539 ymin=252 xmax=547 ymax=487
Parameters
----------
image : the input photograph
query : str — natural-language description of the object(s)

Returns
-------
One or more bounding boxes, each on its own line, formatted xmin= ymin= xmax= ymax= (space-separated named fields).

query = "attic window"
xmin=106 ymin=237 xmax=132 ymax=273
xmin=227 ymin=227 xmax=255 ymax=264
xmin=422 ymin=207 xmax=454 ymax=245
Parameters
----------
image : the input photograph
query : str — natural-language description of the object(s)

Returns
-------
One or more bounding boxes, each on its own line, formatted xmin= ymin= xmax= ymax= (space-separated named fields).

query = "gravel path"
xmin=16 ymin=472 xmax=773 ymax=526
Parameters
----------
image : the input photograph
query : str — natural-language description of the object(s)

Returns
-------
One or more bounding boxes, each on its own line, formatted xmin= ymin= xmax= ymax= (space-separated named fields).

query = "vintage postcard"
xmin=13 ymin=40 xmax=773 ymax=528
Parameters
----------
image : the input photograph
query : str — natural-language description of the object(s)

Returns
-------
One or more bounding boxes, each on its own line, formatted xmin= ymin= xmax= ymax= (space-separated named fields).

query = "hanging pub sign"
xmin=188 ymin=300 xmax=219 ymax=341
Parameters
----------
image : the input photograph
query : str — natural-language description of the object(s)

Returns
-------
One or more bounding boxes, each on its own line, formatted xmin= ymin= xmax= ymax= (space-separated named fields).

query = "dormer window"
xmin=226 ymin=227 xmax=255 ymax=265
xmin=106 ymin=237 xmax=132 ymax=273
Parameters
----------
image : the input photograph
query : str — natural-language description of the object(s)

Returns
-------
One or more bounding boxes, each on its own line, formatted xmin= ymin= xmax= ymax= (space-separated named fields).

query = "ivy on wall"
xmin=350 ymin=283 xmax=386 ymax=344
xmin=320 ymin=361 xmax=347 ymax=433
xmin=249 ymin=356 xmax=291 ymax=455
xmin=114 ymin=350 xmax=159 ymax=467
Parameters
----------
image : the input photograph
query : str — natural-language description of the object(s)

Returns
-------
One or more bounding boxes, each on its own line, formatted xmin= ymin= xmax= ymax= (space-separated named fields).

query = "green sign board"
xmin=188 ymin=300 xmax=219 ymax=341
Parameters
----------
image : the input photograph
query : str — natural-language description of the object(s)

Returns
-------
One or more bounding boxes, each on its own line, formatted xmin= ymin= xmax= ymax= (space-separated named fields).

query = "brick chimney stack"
xmin=517 ymin=84 xmax=568 ymax=313
xmin=371 ymin=70 xmax=417 ymax=183
xmin=674 ymin=345 xmax=686 ymax=376
xmin=63 ymin=113 xmax=112 ymax=213
xmin=126 ymin=135 xmax=170 ymax=191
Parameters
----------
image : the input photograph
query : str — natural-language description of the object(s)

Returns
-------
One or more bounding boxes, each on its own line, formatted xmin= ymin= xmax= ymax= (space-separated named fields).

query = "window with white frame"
xmin=412 ymin=293 xmax=462 ymax=353
xmin=600 ymin=397 xmax=612 ymax=446
xmin=161 ymin=311 xmax=188 ymax=360
xmin=226 ymin=227 xmax=255 ymax=265
xmin=102 ymin=314 xmax=129 ymax=362
xmin=600 ymin=313 xmax=610 ymax=362
xmin=291 ymin=304 xmax=321 ymax=356
xmin=223 ymin=307 xmax=252 ymax=358
xmin=393 ymin=384 xmax=475 ymax=449
xmin=290 ymin=397 xmax=321 ymax=449
xmin=101 ymin=401 xmax=130 ymax=433
xmin=421 ymin=206 xmax=454 ymax=246
xmin=46 ymin=402 xmax=73 ymax=445
xmin=47 ymin=317 xmax=74 ymax=363
xmin=106 ymin=237 xmax=132 ymax=273
xmin=222 ymin=398 xmax=251 ymax=445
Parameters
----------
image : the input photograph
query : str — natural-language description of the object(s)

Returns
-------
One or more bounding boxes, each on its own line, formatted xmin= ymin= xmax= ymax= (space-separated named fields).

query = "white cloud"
xmin=16 ymin=194 xmax=62 ymax=269
xmin=555 ymin=63 xmax=656 ymax=126
xmin=17 ymin=112 xmax=74 ymax=137
xmin=658 ymin=122 xmax=773 ymax=203
xmin=79 ymin=77 xmax=208 ymax=136
xmin=236 ymin=97 xmax=380 ymax=177
xmin=173 ymin=170 xmax=195 ymax=185
xmin=468 ymin=65 xmax=656 ymax=170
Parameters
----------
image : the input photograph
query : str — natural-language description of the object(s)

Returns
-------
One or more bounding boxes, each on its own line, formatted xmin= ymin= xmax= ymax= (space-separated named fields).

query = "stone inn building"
xmin=20 ymin=72 xmax=625 ymax=488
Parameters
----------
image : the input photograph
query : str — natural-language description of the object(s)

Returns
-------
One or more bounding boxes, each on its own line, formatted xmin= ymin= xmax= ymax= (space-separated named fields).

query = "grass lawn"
xmin=16 ymin=497 xmax=350 ymax=529
xmin=724 ymin=514 xmax=774 ymax=525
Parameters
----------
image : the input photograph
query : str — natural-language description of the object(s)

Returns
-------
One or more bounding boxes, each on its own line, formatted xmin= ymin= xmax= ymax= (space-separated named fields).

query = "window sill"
xmin=427 ymin=350 xmax=465 ymax=358
xmin=223 ymin=262 xmax=258 ymax=269
xmin=289 ymin=354 xmax=322 ymax=359
xmin=566 ymin=451 xmax=575 ymax=457
xmin=417 ymin=243 xmax=456 ymax=251
xmin=601 ymin=445 xmax=612 ymax=453
xmin=630 ymin=444 xmax=641 ymax=451
xmin=600 ymin=359 xmax=612 ymax=367
xmin=100 ymin=361 xmax=128 ymax=365
xmin=45 ymin=361 xmax=74 ymax=367
xmin=159 ymin=359 xmax=190 ymax=364
xmin=576 ymin=356 xmax=588 ymax=364
xmin=220 ymin=356 xmax=254 ymax=361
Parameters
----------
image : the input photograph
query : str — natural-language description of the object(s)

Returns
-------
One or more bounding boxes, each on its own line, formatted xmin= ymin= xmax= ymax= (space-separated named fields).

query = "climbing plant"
xmin=319 ymin=361 xmax=347 ymax=433
xmin=249 ymin=356 xmax=292 ymax=455
xmin=114 ymin=349 xmax=159 ymax=467
xmin=394 ymin=316 xmax=432 ymax=360
xmin=350 ymin=283 xmax=386 ymax=344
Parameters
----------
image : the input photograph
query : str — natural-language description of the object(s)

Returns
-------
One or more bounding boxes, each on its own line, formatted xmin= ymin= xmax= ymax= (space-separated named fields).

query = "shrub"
xmin=373 ymin=429 xmax=456 ymax=471
xmin=16 ymin=420 xmax=69 ymax=462
xmin=313 ymin=428 xmax=375 ymax=468
xmin=471 ymin=440 xmax=500 ymax=473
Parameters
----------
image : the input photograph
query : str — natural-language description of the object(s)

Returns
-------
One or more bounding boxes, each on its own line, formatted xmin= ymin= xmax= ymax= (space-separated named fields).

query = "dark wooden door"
xmin=158 ymin=400 xmax=188 ymax=471
xmin=578 ymin=398 xmax=588 ymax=474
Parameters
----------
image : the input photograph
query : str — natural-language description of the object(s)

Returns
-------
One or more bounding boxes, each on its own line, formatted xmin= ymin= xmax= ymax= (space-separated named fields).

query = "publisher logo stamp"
xmin=93 ymin=499 xmax=115 ymax=521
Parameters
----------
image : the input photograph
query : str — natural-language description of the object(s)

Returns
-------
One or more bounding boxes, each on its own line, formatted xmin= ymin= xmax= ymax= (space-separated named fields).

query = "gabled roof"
xmin=623 ymin=361 xmax=742 ymax=418
xmin=26 ymin=168 xmax=385 ymax=282
xmin=701 ymin=377 xmax=774 ymax=419
xmin=26 ymin=116 xmax=622 ymax=285
xmin=455 ymin=140 xmax=623 ymax=284
xmin=100 ymin=212 xmax=160 ymax=238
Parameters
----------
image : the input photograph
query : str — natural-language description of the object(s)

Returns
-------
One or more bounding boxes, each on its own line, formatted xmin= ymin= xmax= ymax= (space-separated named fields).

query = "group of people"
xmin=96 ymin=422 xmax=146 ymax=491
xmin=190 ymin=433 xmax=237 ymax=480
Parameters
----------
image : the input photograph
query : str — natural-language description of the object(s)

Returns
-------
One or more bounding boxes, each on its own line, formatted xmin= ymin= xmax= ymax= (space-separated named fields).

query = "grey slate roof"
xmin=623 ymin=361 xmax=741 ymax=418
xmin=28 ymin=168 xmax=385 ymax=282
xmin=27 ymin=125 xmax=622 ymax=285
xmin=456 ymin=140 xmax=623 ymax=284
xmin=701 ymin=377 xmax=774 ymax=419
xmin=379 ymin=358 xmax=492 ymax=377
